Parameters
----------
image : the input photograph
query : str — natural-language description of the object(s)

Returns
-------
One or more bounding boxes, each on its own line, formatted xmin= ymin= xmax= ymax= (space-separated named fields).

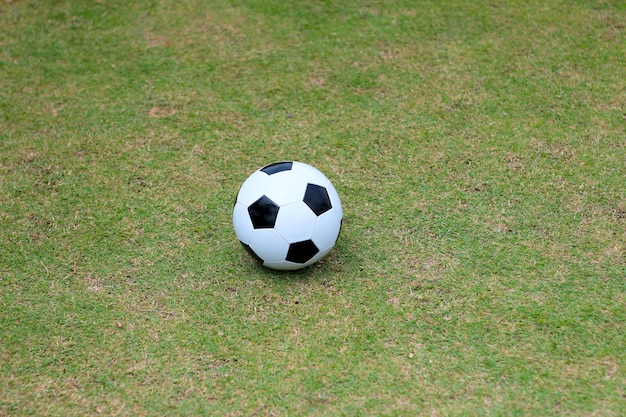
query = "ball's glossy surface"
xmin=233 ymin=161 xmax=343 ymax=270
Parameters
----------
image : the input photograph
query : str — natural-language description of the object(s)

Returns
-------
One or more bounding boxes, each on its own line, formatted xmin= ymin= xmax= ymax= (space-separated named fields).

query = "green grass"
xmin=1 ymin=0 xmax=625 ymax=415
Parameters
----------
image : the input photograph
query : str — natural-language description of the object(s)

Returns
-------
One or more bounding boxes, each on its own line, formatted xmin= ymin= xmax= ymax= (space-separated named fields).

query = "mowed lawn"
xmin=1 ymin=0 xmax=625 ymax=416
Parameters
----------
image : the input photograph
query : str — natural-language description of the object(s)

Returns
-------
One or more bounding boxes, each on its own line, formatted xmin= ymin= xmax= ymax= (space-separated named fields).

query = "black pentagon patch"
xmin=248 ymin=195 xmax=279 ymax=229
xmin=286 ymin=239 xmax=319 ymax=264
xmin=260 ymin=161 xmax=293 ymax=175
xmin=303 ymin=183 xmax=332 ymax=216
xmin=240 ymin=241 xmax=263 ymax=263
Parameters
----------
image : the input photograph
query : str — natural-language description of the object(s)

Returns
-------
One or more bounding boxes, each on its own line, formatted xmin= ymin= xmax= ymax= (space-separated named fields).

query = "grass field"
xmin=1 ymin=0 xmax=625 ymax=415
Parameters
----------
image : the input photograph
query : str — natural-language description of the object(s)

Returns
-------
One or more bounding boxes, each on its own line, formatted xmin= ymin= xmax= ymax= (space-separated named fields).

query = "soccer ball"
xmin=233 ymin=161 xmax=343 ymax=270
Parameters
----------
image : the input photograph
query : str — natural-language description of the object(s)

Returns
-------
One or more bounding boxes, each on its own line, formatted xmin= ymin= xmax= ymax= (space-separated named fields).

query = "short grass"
xmin=1 ymin=0 xmax=625 ymax=415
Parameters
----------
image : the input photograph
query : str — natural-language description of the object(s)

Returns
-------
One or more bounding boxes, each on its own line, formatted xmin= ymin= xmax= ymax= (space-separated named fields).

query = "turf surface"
xmin=1 ymin=1 xmax=625 ymax=415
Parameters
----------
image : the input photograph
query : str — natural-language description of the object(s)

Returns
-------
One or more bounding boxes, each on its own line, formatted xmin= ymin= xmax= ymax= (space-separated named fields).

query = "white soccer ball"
xmin=233 ymin=161 xmax=343 ymax=270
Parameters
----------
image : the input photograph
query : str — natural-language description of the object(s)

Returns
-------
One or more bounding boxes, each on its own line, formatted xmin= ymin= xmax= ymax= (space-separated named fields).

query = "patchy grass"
xmin=1 ymin=0 xmax=625 ymax=416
